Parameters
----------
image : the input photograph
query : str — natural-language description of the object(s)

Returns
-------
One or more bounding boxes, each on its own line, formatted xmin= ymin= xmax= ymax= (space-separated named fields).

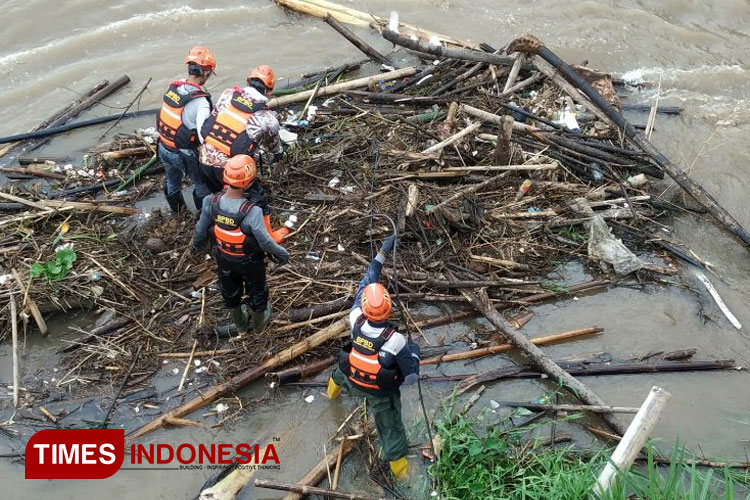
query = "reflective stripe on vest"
xmin=210 ymin=193 xmax=259 ymax=257
xmin=347 ymin=315 xmax=395 ymax=391
xmin=203 ymin=89 xmax=265 ymax=156
xmin=156 ymin=81 xmax=210 ymax=150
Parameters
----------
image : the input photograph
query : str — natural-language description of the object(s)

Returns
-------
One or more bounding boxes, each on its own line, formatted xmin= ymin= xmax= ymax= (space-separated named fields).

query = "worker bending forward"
xmin=327 ymin=236 xmax=420 ymax=479
xmin=156 ymin=46 xmax=215 ymax=212
xmin=200 ymin=65 xmax=283 ymax=192
xmin=192 ymin=155 xmax=288 ymax=333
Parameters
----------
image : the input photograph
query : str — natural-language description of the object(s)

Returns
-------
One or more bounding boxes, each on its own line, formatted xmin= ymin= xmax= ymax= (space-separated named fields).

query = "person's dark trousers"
xmin=215 ymin=251 xmax=268 ymax=312
xmin=199 ymin=162 xmax=225 ymax=195
xmin=158 ymin=142 xmax=210 ymax=212
xmin=330 ymin=365 xmax=408 ymax=462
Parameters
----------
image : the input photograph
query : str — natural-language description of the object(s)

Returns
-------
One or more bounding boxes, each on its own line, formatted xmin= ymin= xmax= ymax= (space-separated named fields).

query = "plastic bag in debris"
xmin=587 ymin=215 xmax=642 ymax=275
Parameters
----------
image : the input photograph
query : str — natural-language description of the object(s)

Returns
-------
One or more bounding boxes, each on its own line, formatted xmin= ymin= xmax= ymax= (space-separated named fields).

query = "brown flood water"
xmin=1 ymin=1 xmax=749 ymax=498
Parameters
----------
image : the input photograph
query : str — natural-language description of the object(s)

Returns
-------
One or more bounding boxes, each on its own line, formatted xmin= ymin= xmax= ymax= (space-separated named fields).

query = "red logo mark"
xmin=25 ymin=429 xmax=125 ymax=479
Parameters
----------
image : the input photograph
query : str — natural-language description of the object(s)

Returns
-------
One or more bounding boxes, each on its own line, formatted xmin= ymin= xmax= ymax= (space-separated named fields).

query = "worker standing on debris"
xmin=327 ymin=235 xmax=420 ymax=480
xmin=199 ymin=65 xmax=283 ymax=193
xmin=192 ymin=155 xmax=289 ymax=333
xmin=156 ymin=46 xmax=215 ymax=213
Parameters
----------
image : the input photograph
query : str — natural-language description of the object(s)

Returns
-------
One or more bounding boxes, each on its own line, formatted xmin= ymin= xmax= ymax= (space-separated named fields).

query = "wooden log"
xmin=512 ymin=35 xmax=750 ymax=249
xmin=460 ymin=103 xmax=538 ymax=133
xmin=5 ymin=76 xmax=131 ymax=164
xmin=275 ymin=0 xmax=479 ymax=49
xmin=267 ymin=67 xmax=416 ymax=108
xmin=470 ymin=254 xmax=530 ymax=270
xmin=503 ymin=53 xmax=526 ymax=93
xmin=462 ymin=288 xmax=628 ymax=435
xmin=100 ymin=147 xmax=151 ymax=160
xmin=268 ymin=356 xmax=336 ymax=385
xmin=281 ymin=438 xmax=357 ymax=500
xmin=493 ymin=115 xmax=515 ymax=165
xmin=324 ymin=14 xmax=389 ymax=65
xmin=593 ymin=386 xmax=671 ymax=496
xmin=256 ymin=480 xmax=386 ymax=500
xmin=283 ymin=297 xmax=352 ymax=322
xmin=503 ymin=401 xmax=640 ymax=414
xmin=127 ymin=318 xmax=349 ymax=441
xmin=383 ymin=30 xmax=516 ymax=67
xmin=0 ymin=80 xmax=108 ymax=159
xmin=0 ymin=166 xmax=66 ymax=181
xmin=0 ymin=192 xmax=138 ymax=220
xmin=198 ymin=444 xmax=276 ymax=500
xmin=421 ymin=121 xmax=481 ymax=154
xmin=420 ymin=327 xmax=601 ymax=365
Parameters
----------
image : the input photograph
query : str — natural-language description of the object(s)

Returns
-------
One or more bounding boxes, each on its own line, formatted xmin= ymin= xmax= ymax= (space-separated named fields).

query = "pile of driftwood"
xmin=1 ymin=2 xmax=748 ymax=497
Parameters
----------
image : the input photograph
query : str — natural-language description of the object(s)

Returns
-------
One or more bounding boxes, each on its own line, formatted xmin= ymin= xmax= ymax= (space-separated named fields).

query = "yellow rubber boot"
xmin=389 ymin=456 xmax=409 ymax=479
xmin=326 ymin=377 xmax=341 ymax=400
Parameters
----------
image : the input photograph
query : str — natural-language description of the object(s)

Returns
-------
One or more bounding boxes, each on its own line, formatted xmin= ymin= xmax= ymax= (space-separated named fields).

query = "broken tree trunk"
xmin=493 ymin=115 xmax=515 ymax=165
xmin=267 ymin=356 xmax=336 ymax=385
xmin=462 ymin=289 xmax=628 ymax=435
xmin=420 ymin=327 xmax=601 ymax=365
xmin=503 ymin=401 xmax=640 ymax=414
xmin=509 ymin=34 xmax=750 ymax=249
xmin=593 ymin=386 xmax=671 ymax=496
xmin=127 ymin=318 xmax=349 ymax=441
xmin=324 ymin=14 xmax=390 ymax=65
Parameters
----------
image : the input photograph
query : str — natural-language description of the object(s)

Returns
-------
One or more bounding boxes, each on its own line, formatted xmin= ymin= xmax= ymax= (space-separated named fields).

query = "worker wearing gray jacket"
xmin=192 ymin=155 xmax=289 ymax=333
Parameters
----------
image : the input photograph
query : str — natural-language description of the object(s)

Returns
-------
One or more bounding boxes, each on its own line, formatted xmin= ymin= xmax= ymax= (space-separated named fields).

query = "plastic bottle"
xmin=515 ymin=179 xmax=532 ymax=200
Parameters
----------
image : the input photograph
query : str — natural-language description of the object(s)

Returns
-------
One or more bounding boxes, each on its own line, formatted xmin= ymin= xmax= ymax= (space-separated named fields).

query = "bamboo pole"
xmin=420 ymin=327 xmax=601 ymax=365
xmin=177 ymin=340 xmax=198 ymax=393
xmin=257 ymin=480 xmax=386 ymax=500
xmin=593 ymin=386 xmax=671 ymax=496
xmin=445 ymin=163 xmax=557 ymax=172
xmin=421 ymin=121 xmax=481 ymax=154
xmin=10 ymin=294 xmax=19 ymax=408
xmin=503 ymin=401 xmax=640 ymax=414
xmin=267 ymin=67 xmax=416 ymax=108
xmin=127 ymin=318 xmax=349 ymax=441
xmin=462 ymin=288 xmax=628 ymax=435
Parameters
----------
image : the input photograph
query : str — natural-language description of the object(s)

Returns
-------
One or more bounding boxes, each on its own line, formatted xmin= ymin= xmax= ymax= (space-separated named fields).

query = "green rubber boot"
xmin=251 ymin=303 xmax=272 ymax=334
xmin=230 ymin=304 xmax=249 ymax=333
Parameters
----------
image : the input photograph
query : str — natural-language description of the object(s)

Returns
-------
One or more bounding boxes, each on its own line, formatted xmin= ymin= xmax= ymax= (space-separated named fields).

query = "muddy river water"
xmin=1 ymin=1 xmax=749 ymax=498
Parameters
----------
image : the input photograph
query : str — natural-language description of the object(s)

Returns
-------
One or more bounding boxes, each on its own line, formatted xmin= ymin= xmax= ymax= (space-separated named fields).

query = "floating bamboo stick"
xmin=420 ymin=327 xmax=601 ymax=365
xmin=267 ymin=67 xmax=417 ymax=108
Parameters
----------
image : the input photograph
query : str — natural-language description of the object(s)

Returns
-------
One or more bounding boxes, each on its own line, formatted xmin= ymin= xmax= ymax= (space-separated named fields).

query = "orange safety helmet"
xmin=185 ymin=46 xmax=217 ymax=73
xmin=223 ymin=155 xmax=257 ymax=189
xmin=247 ymin=65 xmax=276 ymax=91
xmin=361 ymin=283 xmax=392 ymax=322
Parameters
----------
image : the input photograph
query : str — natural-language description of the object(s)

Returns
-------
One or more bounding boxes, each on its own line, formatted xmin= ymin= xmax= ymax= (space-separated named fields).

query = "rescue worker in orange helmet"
xmin=156 ymin=46 xmax=216 ymax=213
xmin=192 ymin=155 xmax=289 ymax=333
xmin=199 ymin=65 xmax=283 ymax=194
xmin=327 ymin=235 xmax=420 ymax=480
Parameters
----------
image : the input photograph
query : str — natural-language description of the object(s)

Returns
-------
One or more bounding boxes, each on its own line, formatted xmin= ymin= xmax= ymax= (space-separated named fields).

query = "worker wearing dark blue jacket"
xmin=327 ymin=235 xmax=420 ymax=479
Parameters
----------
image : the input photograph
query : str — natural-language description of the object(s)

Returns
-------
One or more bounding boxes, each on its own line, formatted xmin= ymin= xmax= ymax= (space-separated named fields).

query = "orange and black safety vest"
xmin=340 ymin=315 xmax=401 ymax=396
xmin=156 ymin=81 xmax=211 ymax=150
xmin=209 ymin=194 xmax=261 ymax=258
xmin=201 ymin=87 xmax=267 ymax=157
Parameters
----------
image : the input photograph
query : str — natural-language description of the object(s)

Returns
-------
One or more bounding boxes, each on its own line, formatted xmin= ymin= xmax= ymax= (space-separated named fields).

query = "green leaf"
xmin=30 ymin=263 xmax=45 ymax=278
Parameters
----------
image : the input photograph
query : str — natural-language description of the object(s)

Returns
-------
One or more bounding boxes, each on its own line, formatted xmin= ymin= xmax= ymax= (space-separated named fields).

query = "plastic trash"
xmin=587 ymin=215 xmax=642 ymax=275
xmin=515 ymin=179 xmax=532 ymax=200
xmin=328 ymin=176 xmax=340 ymax=188
xmin=562 ymin=106 xmax=580 ymax=132
xmin=388 ymin=11 xmax=399 ymax=32
xmin=626 ymin=173 xmax=647 ymax=187
xmin=589 ymin=162 xmax=604 ymax=182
